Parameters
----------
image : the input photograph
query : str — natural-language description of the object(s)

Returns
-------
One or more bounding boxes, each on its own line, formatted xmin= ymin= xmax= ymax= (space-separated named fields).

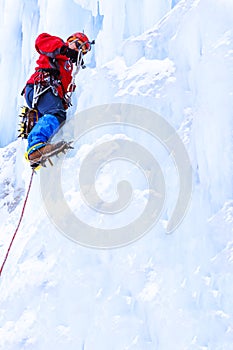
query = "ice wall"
xmin=0 ymin=0 xmax=178 ymax=147
xmin=77 ymin=0 xmax=233 ymax=213
xmin=0 ymin=1 xmax=233 ymax=350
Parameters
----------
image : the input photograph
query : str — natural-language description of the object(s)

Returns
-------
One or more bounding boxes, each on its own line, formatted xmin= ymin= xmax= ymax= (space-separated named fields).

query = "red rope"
xmin=0 ymin=170 xmax=35 ymax=276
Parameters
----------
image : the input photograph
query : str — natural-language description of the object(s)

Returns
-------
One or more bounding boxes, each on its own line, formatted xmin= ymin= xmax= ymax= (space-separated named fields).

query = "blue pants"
xmin=25 ymin=85 xmax=67 ymax=153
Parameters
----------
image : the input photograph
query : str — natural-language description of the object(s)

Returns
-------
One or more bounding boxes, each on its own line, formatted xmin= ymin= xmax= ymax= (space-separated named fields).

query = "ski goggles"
xmin=68 ymin=37 xmax=91 ymax=55
xmin=75 ymin=40 xmax=91 ymax=54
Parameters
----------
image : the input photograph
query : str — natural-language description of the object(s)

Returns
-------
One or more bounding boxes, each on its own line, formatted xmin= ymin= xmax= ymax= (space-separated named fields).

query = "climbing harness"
xmin=32 ymin=70 xmax=61 ymax=108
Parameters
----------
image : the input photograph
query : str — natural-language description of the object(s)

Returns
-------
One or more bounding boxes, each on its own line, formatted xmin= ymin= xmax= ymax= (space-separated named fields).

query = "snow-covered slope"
xmin=0 ymin=0 xmax=233 ymax=349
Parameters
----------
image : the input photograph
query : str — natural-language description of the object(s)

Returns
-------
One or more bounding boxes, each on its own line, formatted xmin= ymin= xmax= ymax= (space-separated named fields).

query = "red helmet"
xmin=67 ymin=32 xmax=91 ymax=54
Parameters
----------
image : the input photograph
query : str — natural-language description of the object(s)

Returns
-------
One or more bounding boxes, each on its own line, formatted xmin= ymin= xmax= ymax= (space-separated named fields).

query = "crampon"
xmin=28 ymin=140 xmax=74 ymax=170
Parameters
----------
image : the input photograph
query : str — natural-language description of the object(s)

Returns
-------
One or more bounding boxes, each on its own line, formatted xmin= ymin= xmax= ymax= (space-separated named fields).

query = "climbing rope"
xmin=0 ymin=170 xmax=35 ymax=276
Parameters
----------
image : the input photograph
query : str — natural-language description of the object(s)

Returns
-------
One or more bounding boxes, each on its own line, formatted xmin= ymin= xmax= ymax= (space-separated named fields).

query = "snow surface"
xmin=0 ymin=0 xmax=233 ymax=349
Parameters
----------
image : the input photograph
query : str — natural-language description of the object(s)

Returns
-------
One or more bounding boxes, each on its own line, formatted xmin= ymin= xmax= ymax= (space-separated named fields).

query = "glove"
xmin=60 ymin=45 xmax=78 ymax=63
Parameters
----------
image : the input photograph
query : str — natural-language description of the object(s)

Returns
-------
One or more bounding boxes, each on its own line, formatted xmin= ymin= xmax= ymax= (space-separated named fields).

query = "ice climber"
xmin=22 ymin=32 xmax=93 ymax=168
